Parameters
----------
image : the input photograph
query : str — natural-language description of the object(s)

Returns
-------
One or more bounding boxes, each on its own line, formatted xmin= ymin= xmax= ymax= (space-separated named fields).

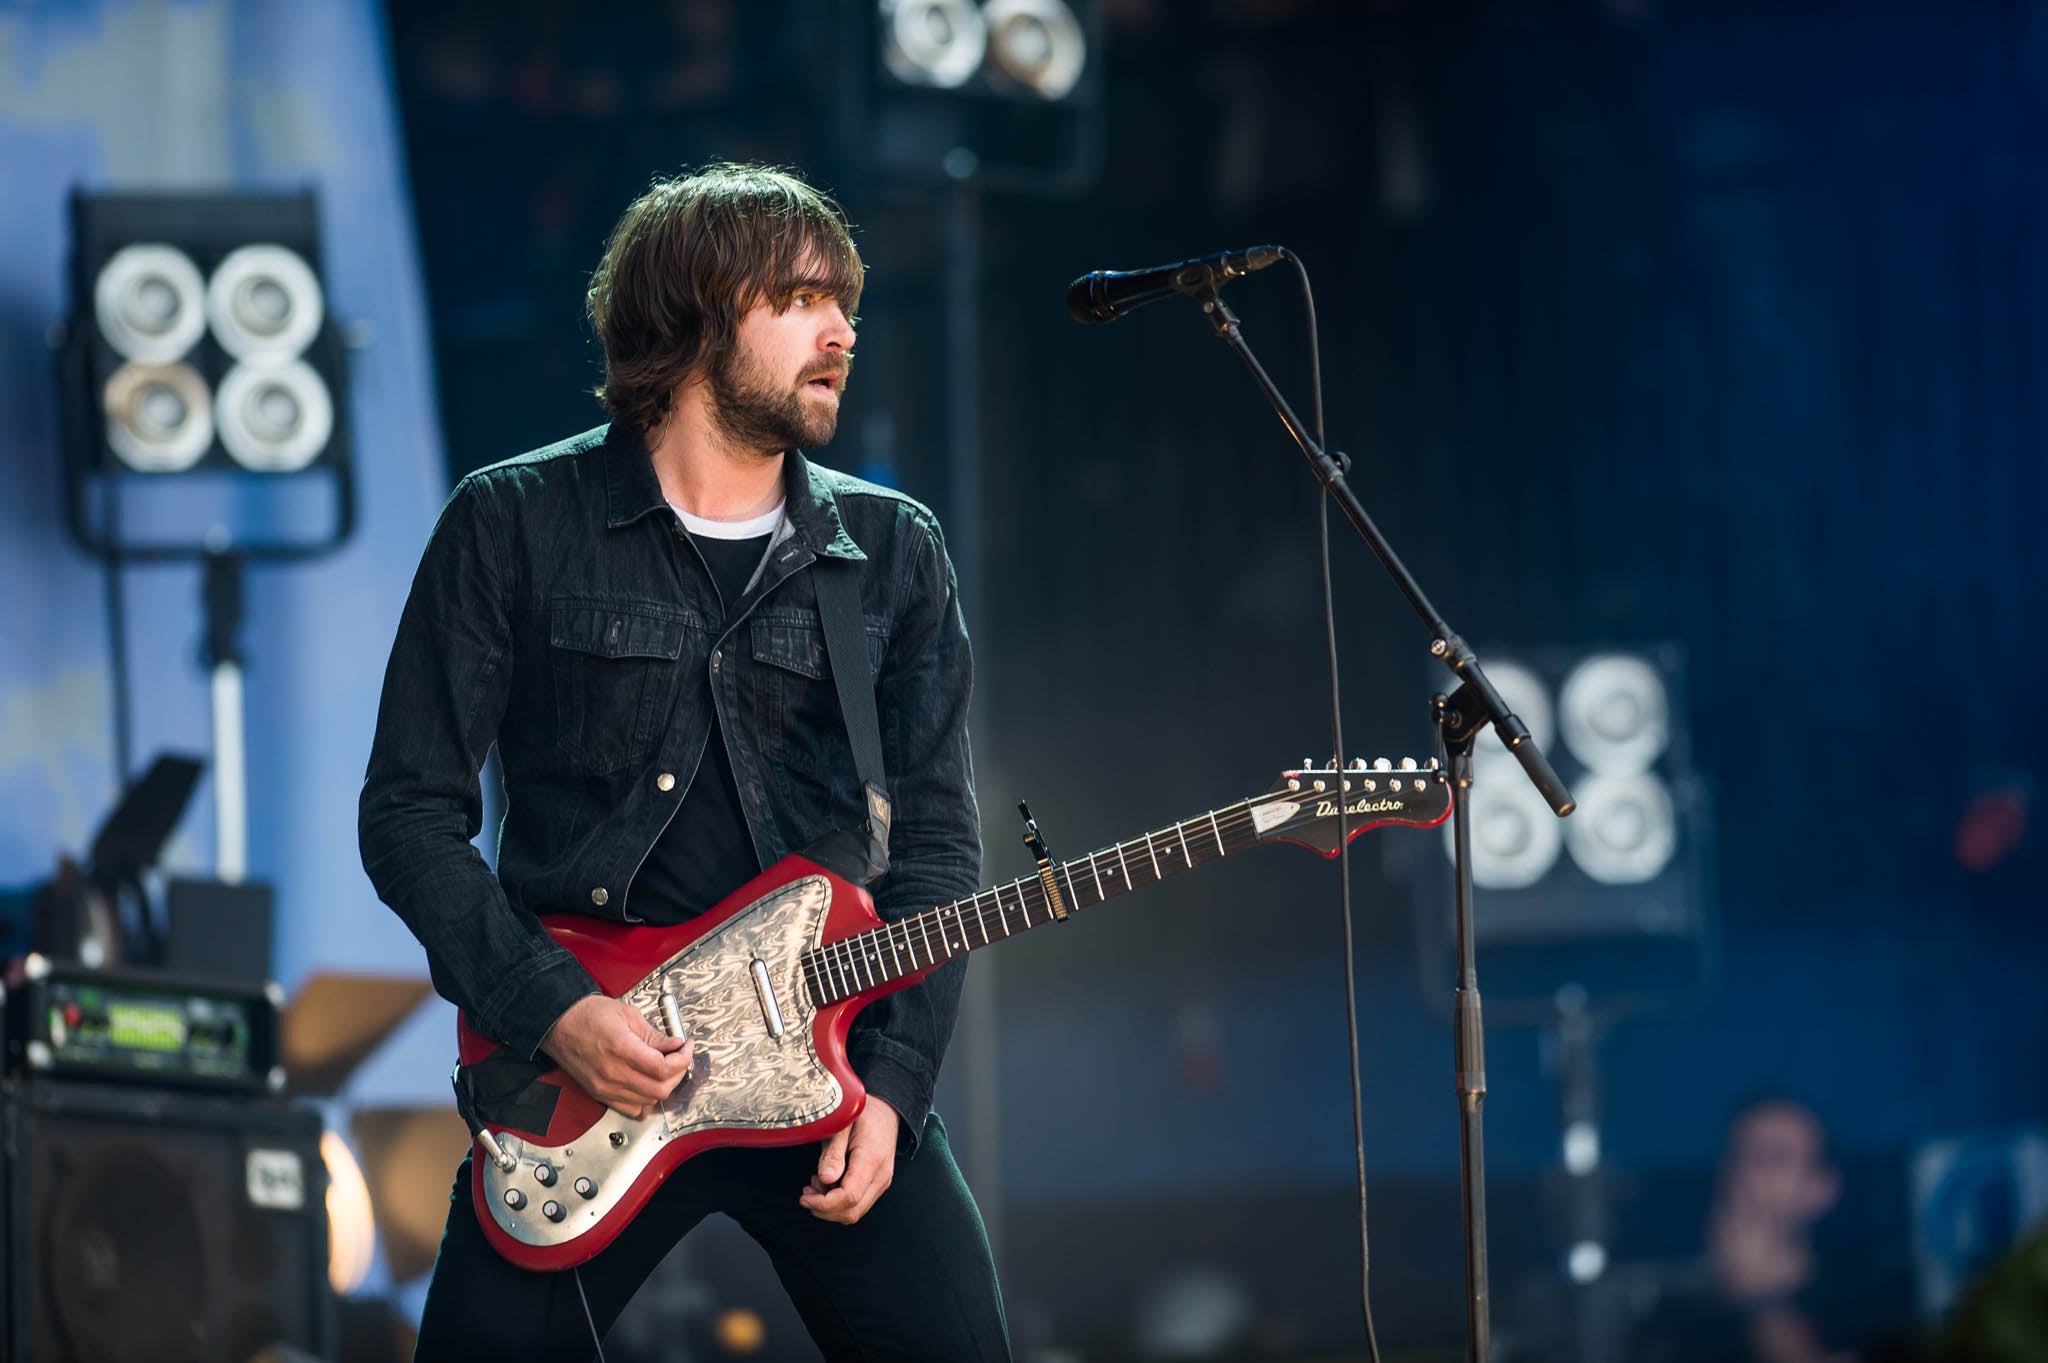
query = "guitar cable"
xmin=1280 ymin=247 xmax=1386 ymax=1363
xmin=575 ymin=1266 xmax=611 ymax=1363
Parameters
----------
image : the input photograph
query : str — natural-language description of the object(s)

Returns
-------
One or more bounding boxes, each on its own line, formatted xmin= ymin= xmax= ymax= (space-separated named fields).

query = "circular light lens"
xmin=207 ymin=244 xmax=324 ymax=360
xmin=881 ymin=0 xmax=987 ymax=89
xmin=94 ymin=244 xmax=207 ymax=362
xmin=102 ymin=362 xmax=214 ymax=472
xmin=1560 ymin=653 xmax=1670 ymax=774
xmin=216 ymin=359 xmax=333 ymax=472
xmin=1565 ymin=772 xmax=1678 ymax=884
xmin=1447 ymin=775 xmax=1564 ymax=889
xmin=983 ymin=0 xmax=1085 ymax=99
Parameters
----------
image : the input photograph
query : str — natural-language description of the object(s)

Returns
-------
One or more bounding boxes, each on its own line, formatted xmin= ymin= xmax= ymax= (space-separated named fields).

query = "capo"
xmin=1018 ymin=801 xmax=1072 ymax=922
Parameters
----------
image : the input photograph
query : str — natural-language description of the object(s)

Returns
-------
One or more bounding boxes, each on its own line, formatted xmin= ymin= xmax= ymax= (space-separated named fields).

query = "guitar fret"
xmin=1010 ymin=882 xmax=1027 ymax=930
xmin=1208 ymin=810 xmax=1227 ymax=856
xmin=1060 ymin=863 xmax=1080 ymax=912
xmin=1089 ymin=856 xmax=1104 ymax=899
xmin=885 ymin=927 xmax=904 ymax=976
xmin=1115 ymin=844 xmax=1131 ymax=884
xmin=919 ymin=913 xmax=937 ymax=963
xmin=1177 ymin=822 xmax=1192 ymax=863
xmin=1146 ymin=833 xmax=1161 ymax=879
xmin=971 ymin=892 xmax=991 ymax=945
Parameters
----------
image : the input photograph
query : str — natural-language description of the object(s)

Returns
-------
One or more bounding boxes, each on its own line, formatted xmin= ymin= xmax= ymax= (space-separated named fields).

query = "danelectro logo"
xmin=1318 ymin=796 xmax=1403 ymax=818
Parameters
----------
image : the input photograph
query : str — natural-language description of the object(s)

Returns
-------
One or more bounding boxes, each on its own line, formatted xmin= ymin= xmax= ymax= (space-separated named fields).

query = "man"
xmin=1636 ymin=1097 xmax=1860 ymax=1363
xmin=359 ymin=162 xmax=1008 ymax=1361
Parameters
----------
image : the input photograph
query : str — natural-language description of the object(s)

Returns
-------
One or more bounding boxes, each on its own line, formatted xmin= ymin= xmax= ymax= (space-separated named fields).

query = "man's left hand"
xmin=801 ymin=1097 xmax=900 ymax=1225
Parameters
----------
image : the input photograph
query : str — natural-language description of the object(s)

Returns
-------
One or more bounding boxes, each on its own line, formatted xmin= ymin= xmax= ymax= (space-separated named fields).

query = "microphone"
xmin=1066 ymin=245 xmax=1285 ymax=324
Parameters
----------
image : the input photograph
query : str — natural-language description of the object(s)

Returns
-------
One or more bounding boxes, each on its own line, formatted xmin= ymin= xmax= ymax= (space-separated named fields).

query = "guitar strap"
xmin=812 ymin=556 xmax=892 ymax=886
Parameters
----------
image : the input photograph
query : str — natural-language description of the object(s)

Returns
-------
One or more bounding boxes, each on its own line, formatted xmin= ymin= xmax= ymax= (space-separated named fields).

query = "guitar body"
xmin=457 ymin=855 xmax=926 ymax=1273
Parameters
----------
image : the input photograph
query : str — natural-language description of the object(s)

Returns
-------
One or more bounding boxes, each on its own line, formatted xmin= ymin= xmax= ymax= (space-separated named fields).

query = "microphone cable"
xmin=1278 ymin=246 xmax=1385 ymax=1363
xmin=577 ymin=1265 xmax=611 ymax=1363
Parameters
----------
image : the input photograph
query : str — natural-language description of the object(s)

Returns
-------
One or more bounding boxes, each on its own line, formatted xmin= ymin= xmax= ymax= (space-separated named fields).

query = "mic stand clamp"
xmin=1189 ymin=280 xmax=1576 ymax=1363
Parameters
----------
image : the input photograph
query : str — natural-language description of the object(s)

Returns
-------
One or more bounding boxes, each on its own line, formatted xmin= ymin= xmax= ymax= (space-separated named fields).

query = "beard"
xmin=705 ymin=344 xmax=844 ymax=456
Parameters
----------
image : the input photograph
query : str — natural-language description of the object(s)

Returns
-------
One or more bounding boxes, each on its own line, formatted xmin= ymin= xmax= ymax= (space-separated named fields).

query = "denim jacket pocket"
xmin=748 ymin=610 xmax=890 ymax=683
xmin=549 ymin=604 xmax=686 ymax=774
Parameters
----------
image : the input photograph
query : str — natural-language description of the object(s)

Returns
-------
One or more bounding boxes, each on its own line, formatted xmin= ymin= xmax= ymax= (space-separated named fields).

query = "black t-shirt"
xmin=628 ymin=516 xmax=777 ymax=924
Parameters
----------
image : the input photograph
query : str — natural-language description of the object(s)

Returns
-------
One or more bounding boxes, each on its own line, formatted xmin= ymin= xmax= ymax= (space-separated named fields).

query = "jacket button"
xmin=590 ymin=887 xmax=609 ymax=907
xmin=656 ymin=772 xmax=675 ymax=792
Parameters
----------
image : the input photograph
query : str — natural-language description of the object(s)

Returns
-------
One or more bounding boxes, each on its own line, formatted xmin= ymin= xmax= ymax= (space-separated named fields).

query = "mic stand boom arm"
xmin=1191 ymin=285 xmax=1576 ymax=1363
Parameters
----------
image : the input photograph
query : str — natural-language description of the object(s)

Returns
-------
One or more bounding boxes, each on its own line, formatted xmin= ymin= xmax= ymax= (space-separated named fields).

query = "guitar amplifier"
xmin=1 ymin=1077 xmax=336 ymax=1363
xmin=4 ymin=953 xmax=282 ymax=1094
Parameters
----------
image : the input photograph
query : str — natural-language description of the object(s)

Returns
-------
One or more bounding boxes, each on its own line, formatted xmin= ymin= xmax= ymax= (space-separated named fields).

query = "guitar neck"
xmin=801 ymin=799 xmax=1268 ymax=1007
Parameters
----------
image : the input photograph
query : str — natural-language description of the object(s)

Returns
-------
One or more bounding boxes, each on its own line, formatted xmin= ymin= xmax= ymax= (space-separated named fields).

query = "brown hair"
xmin=586 ymin=162 xmax=864 ymax=435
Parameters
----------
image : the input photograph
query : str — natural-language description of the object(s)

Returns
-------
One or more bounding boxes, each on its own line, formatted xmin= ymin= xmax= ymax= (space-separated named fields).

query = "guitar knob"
xmin=503 ymin=1188 xmax=526 ymax=1211
xmin=575 ymin=1177 xmax=597 ymax=1199
xmin=533 ymin=1162 xmax=557 ymax=1186
xmin=543 ymin=1200 xmax=565 ymax=1223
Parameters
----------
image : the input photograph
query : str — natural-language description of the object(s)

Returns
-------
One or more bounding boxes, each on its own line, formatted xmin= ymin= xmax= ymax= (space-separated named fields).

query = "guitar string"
xmin=799 ymin=783 xmax=1444 ymax=1004
xmin=796 ymin=784 xmax=1448 ymax=1003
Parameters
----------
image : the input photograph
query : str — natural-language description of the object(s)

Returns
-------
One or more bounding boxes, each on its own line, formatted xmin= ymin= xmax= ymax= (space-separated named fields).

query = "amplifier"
xmin=4 ymin=954 xmax=282 ymax=1094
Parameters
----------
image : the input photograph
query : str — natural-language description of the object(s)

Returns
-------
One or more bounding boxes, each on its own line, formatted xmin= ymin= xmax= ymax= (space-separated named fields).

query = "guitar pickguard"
xmin=481 ymin=874 xmax=842 ymax=1249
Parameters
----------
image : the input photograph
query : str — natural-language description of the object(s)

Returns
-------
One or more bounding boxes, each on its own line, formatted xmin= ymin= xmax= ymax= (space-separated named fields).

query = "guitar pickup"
xmin=749 ymin=959 xmax=785 ymax=1039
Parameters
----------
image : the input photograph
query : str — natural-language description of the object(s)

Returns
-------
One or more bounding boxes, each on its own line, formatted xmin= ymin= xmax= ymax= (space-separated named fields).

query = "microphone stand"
xmin=1190 ymin=285 xmax=1576 ymax=1363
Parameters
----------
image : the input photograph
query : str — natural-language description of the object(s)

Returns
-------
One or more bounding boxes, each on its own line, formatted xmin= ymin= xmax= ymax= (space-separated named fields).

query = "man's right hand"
xmin=538 ymin=995 xmax=694 ymax=1119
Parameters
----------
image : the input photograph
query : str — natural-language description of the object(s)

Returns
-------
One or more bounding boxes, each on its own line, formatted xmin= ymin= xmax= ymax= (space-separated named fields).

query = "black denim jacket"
xmin=358 ymin=422 xmax=980 ymax=1147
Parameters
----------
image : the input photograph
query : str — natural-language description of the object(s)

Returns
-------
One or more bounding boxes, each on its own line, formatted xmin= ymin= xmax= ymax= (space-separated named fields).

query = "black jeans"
xmin=415 ymin=1113 xmax=1010 ymax=1362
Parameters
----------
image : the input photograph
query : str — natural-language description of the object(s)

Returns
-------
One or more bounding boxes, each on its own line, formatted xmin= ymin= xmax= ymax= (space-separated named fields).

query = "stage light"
xmin=102 ymin=361 xmax=214 ymax=473
xmin=1563 ymin=1120 xmax=1601 ymax=1176
xmin=1559 ymin=652 xmax=1669 ymax=775
xmin=216 ymin=359 xmax=334 ymax=473
xmin=321 ymin=1128 xmax=377 ymax=1295
xmin=93 ymin=243 xmax=207 ymax=362
xmin=880 ymin=0 xmax=987 ymax=89
xmin=1566 ymin=772 xmax=1677 ymax=884
xmin=1566 ymin=1239 xmax=1607 ymax=1284
xmin=1457 ymin=775 xmax=1565 ymax=890
xmin=983 ymin=0 xmax=1086 ymax=100
xmin=206 ymin=243 xmax=324 ymax=361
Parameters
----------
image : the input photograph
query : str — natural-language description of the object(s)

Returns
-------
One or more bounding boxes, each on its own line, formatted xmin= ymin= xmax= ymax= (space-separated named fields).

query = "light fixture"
xmin=101 ymin=361 xmax=214 ymax=473
xmin=1564 ymin=772 xmax=1677 ymax=884
xmin=880 ymin=0 xmax=987 ymax=89
xmin=1560 ymin=653 xmax=1669 ymax=775
xmin=983 ymin=0 xmax=1086 ymax=100
xmin=216 ymin=359 xmax=334 ymax=473
xmin=93 ymin=243 xmax=207 ymax=362
xmin=321 ymin=1128 xmax=377 ymax=1295
xmin=206 ymin=243 xmax=324 ymax=361
xmin=1453 ymin=775 xmax=1565 ymax=890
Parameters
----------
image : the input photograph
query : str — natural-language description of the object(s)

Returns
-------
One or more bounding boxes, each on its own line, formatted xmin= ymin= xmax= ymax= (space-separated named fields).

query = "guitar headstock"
xmin=1247 ymin=757 xmax=1453 ymax=857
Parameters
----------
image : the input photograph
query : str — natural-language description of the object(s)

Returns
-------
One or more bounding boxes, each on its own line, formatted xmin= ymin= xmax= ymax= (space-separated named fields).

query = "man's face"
xmin=706 ymin=272 xmax=856 ymax=457
xmin=1723 ymin=1102 xmax=1839 ymax=1228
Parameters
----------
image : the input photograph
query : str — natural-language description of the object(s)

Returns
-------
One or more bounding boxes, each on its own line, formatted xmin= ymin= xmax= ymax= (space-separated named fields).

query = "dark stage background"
xmin=387 ymin=1 xmax=2047 ymax=1358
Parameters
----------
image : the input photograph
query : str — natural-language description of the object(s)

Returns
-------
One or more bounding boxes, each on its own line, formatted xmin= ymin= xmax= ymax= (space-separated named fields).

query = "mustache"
xmin=799 ymin=356 xmax=852 ymax=383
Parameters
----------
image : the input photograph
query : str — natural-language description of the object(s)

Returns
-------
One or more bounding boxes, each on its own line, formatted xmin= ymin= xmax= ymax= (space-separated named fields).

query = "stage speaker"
xmin=1 ymin=1078 xmax=335 ymax=1363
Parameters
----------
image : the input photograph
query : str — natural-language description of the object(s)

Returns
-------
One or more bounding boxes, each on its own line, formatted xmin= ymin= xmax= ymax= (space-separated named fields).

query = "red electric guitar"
xmin=456 ymin=759 xmax=1452 ymax=1271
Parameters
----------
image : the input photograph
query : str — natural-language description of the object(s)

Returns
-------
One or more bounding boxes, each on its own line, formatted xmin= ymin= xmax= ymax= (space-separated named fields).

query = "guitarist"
xmin=359 ymin=162 xmax=1008 ymax=1361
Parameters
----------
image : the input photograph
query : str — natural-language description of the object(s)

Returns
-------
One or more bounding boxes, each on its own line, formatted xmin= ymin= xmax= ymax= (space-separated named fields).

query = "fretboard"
xmin=800 ymin=797 xmax=1270 ymax=1007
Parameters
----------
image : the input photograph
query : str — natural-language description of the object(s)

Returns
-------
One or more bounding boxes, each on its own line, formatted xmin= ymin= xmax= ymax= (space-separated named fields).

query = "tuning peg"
xmin=1373 ymin=757 xmax=1393 ymax=771
xmin=1348 ymin=758 xmax=1368 ymax=772
xmin=1302 ymin=757 xmax=1317 ymax=773
xmin=1399 ymin=757 xmax=1418 ymax=771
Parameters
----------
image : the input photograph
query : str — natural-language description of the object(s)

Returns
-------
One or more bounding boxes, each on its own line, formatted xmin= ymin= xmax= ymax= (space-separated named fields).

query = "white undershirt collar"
xmin=670 ymin=499 xmax=786 ymax=540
